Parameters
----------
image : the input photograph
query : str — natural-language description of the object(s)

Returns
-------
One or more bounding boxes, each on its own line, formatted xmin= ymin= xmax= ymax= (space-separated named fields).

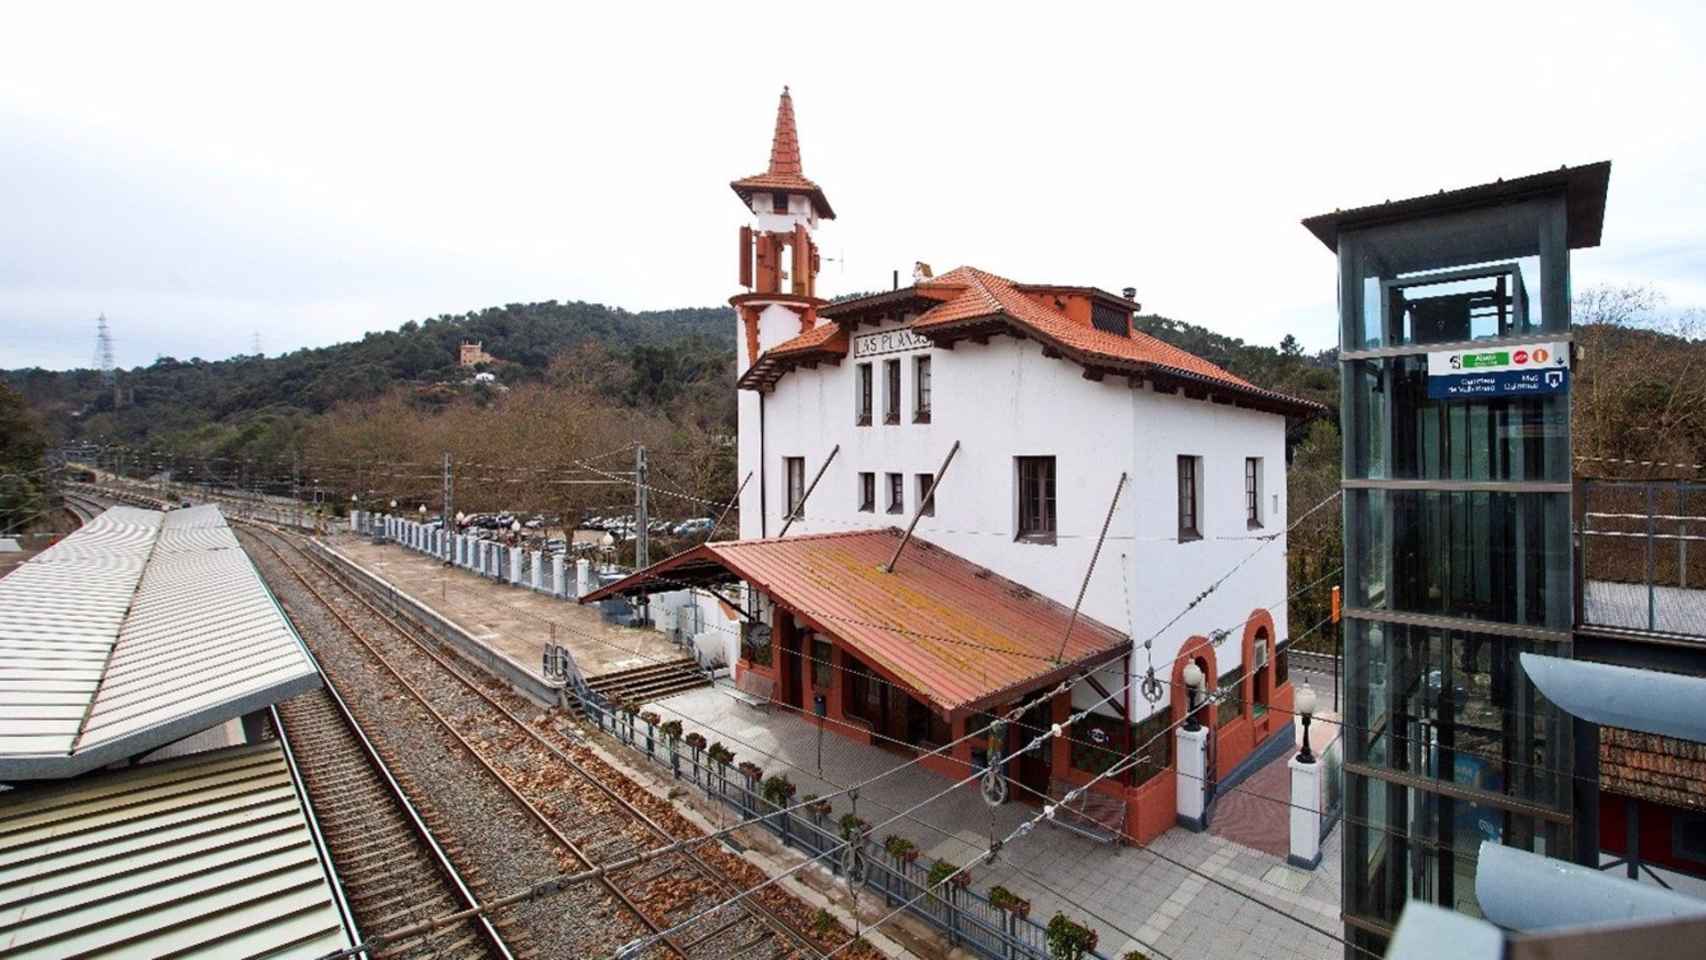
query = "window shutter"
xmin=739 ymin=226 xmax=753 ymax=288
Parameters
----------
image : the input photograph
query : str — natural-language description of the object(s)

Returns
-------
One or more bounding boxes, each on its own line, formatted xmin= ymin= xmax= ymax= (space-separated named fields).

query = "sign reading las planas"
xmin=1426 ymin=342 xmax=1569 ymax=400
xmin=853 ymin=329 xmax=931 ymax=359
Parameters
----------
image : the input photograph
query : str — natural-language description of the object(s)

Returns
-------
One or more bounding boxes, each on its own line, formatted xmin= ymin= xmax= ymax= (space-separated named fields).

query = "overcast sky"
xmin=4 ymin=2 xmax=1703 ymax=371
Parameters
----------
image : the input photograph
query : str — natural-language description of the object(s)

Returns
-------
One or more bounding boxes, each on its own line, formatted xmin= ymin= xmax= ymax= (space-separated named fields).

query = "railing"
xmin=571 ymin=684 xmax=1109 ymax=960
xmin=1320 ymin=727 xmax=1344 ymax=842
xmin=1579 ymin=479 xmax=1706 ymax=637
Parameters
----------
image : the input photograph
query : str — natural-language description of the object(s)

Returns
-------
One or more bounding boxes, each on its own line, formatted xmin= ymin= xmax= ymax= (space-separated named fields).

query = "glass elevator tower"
xmin=1303 ymin=162 xmax=1611 ymax=955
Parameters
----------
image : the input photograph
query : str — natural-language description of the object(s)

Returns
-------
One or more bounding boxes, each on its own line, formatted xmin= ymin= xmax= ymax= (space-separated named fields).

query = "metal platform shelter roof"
xmin=0 ymin=739 xmax=356 ymax=958
xmin=0 ymin=505 xmax=320 ymax=780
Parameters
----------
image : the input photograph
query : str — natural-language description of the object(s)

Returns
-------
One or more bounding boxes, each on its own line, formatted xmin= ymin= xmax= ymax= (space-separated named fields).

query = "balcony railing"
xmin=1578 ymin=479 xmax=1706 ymax=638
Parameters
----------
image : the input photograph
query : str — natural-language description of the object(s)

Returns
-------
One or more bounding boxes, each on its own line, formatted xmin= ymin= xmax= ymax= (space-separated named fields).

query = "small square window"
xmin=916 ymin=473 xmax=935 ymax=517
xmin=886 ymin=472 xmax=904 ymax=514
xmin=772 ymin=192 xmax=790 ymax=214
xmin=857 ymin=472 xmax=875 ymax=513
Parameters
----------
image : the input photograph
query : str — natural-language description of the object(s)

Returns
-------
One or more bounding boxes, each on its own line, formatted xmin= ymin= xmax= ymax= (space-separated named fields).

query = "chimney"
xmin=1121 ymin=287 xmax=1137 ymax=301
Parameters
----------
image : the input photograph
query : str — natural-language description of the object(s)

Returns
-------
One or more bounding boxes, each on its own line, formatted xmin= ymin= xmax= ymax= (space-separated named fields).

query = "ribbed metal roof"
xmin=0 ymin=739 xmax=355 ymax=958
xmin=583 ymin=528 xmax=1128 ymax=715
xmin=0 ymin=506 xmax=320 ymax=780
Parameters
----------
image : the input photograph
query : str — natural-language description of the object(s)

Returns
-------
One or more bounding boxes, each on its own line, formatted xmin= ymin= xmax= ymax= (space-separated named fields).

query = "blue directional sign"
xmin=1426 ymin=343 xmax=1570 ymax=400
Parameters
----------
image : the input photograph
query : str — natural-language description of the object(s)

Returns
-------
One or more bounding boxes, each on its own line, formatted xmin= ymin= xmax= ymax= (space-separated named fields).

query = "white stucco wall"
xmin=737 ymin=314 xmax=1290 ymax=722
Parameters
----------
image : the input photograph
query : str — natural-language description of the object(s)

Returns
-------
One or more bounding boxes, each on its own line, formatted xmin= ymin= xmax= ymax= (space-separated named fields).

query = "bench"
xmin=729 ymin=670 xmax=774 ymax=711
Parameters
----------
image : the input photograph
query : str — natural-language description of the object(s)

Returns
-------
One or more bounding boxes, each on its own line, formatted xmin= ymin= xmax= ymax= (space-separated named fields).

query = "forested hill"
xmin=5 ymin=301 xmax=737 ymax=448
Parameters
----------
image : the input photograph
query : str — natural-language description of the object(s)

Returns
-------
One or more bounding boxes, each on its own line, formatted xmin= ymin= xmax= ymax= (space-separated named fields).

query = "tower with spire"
xmin=730 ymin=86 xmax=834 ymax=378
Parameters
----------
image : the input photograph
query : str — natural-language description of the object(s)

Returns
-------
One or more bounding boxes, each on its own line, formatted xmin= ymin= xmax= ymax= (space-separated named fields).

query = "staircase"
xmin=1046 ymin=777 xmax=1127 ymax=845
xmin=584 ymin=656 xmax=711 ymax=708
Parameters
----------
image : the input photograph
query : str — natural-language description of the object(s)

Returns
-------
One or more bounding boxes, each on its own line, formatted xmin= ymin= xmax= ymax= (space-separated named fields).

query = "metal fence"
xmin=571 ymin=684 xmax=1111 ymax=960
xmin=1580 ymin=479 xmax=1706 ymax=636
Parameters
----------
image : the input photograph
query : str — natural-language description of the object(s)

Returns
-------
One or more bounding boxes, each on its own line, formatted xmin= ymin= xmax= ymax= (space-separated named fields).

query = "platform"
xmin=1584 ymin=579 xmax=1706 ymax=638
xmin=326 ymin=534 xmax=684 ymax=680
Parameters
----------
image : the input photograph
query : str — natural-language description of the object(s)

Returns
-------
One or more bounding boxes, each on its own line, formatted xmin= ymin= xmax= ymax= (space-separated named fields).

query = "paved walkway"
xmin=643 ymin=685 xmax=1344 ymax=960
xmin=327 ymin=535 xmax=681 ymax=678
xmin=1584 ymin=579 xmax=1706 ymax=636
xmin=1210 ymin=713 xmax=1341 ymax=861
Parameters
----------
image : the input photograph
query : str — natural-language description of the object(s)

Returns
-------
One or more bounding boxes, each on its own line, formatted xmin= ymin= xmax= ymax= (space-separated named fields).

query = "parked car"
xmin=673 ymin=517 xmax=715 ymax=536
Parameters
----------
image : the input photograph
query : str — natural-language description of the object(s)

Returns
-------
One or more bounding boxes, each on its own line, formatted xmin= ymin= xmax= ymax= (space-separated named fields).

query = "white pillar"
xmin=576 ymin=558 xmax=591 ymax=599
xmin=349 ymin=511 xmax=359 ymax=533
xmin=1288 ymin=756 xmax=1323 ymax=869
xmin=552 ymin=555 xmax=566 ymax=597
xmin=509 ymin=546 xmax=523 ymax=585
xmin=531 ymin=550 xmax=544 ymax=591
xmin=1176 ymin=726 xmax=1210 ymax=831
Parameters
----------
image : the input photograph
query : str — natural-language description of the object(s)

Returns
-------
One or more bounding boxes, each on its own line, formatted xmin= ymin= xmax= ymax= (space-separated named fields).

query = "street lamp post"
xmin=1182 ymin=662 xmax=1204 ymax=732
xmin=1295 ymin=683 xmax=1318 ymax=764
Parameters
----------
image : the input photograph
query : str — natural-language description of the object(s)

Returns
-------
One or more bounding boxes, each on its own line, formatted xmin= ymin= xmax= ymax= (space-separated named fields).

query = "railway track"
xmin=273 ymin=682 xmax=516 ymax=960
xmin=239 ymin=523 xmax=846 ymax=960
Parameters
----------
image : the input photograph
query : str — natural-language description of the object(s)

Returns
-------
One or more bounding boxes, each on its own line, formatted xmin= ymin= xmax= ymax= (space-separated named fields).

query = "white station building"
xmin=587 ymin=89 xmax=1321 ymax=843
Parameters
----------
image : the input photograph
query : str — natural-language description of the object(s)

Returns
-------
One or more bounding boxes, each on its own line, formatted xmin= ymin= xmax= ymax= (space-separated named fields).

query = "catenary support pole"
xmin=1054 ymin=472 xmax=1126 ymax=662
xmin=705 ymin=471 xmax=753 ymax=544
xmin=776 ymin=445 xmax=840 ymax=538
xmin=882 ymin=440 xmax=961 ymax=574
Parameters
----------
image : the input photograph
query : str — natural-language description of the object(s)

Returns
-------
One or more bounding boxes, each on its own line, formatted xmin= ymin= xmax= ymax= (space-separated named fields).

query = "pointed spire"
xmin=767 ymin=86 xmax=803 ymax=176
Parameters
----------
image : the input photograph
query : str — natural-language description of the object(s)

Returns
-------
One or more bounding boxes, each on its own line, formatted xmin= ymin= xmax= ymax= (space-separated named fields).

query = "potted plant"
xmin=989 ymin=885 xmax=1031 ymax=919
xmin=838 ymin=813 xmax=870 ymax=843
xmin=883 ymin=834 xmax=919 ymax=864
xmin=660 ymin=719 xmax=683 ymax=774
xmin=801 ymin=793 xmax=832 ymax=824
xmin=927 ymin=859 xmax=969 ymax=891
xmin=639 ymin=711 xmax=660 ymax=753
xmin=1045 ymin=912 xmax=1098 ymax=960
xmin=660 ymin=719 xmax=683 ymax=742
xmin=738 ymin=760 xmax=765 ymax=785
xmin=761 ymin=774 xmax=796 ymax=809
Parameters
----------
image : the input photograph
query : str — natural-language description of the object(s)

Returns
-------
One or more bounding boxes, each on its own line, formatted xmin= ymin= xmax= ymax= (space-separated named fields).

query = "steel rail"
xmin=238 ymin=524 xmax=694 ymax=959
xmin=271 ymin=648 xmax=515 ymax=960
xmin=252 ymin=523 xmax=822 ymax=960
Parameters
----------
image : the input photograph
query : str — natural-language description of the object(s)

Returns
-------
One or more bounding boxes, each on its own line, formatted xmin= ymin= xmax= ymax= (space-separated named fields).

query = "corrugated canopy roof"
xmin=0 ymin=740 xmax=355 ymax=958
xmin=581 ymin=528 xmax=1128 ymax=716
xmin=0 ymin=506 xmax=320 ymax=780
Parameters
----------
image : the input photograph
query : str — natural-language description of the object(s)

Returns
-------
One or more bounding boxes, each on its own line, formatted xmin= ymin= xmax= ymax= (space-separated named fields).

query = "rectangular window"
xmin=1274 ymin=641 xmax=1290 ymax=688
xmin=886 ymin=472 xmax=904 ymax=514
xmin=855 ymin=364 xmax=872 ymax=426
xmin=1245 ymin=457 xmax=1263 ymax=528
xmin=913 ymin=355 xmax=932 ymax=423
xmin=1177 ymin=455 xmax=1201 ymax=541
xmin=741 ymin=621 xmax=773 ymax=666
xmin=1252 ymin=638 xmax=1271 ymax=718
xmin=916 ymin=473 xmax=935 ymax=517
xmin=857 ymin=472 xmax=875 ymax=512
xmin=785 ymin=457 xmax=806 ymax=520
xmin=1016 ymin=456 xmax=1056 ymax=541
xmin=883 ymin=358 xmax=901 ymax=424
xmin=1216 ymin=666 xmax=1244 ymax=728
xmin=772 ymin=191 xmax=790 ymax=214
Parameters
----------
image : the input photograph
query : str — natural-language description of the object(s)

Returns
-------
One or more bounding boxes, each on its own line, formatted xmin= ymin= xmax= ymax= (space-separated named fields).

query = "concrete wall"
xmin=737 ymin=314 xmax=1290 ymax=721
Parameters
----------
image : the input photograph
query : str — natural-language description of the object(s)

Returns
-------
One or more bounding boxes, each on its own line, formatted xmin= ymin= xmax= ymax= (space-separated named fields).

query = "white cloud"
xmin=2 ymin=1 xmax=1702 ymax=369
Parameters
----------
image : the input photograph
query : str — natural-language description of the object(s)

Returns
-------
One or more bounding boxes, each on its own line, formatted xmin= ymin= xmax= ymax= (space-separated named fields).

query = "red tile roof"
xmin=744 ymin=265 xmax=1321 ymax=415
xmin=581 ymin=528 xmax=1127 ymax=715
xmin=731 ymin=88 xmax=836 ymax=219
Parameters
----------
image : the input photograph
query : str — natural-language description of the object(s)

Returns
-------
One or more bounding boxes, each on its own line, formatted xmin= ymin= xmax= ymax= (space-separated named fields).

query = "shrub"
xmin=989 ymin=885 xmax=1030 ymax=917
xmin=1045 ymin=913 xmax=1098 ymax=960
xmin=737 ymin=761 xmax=765 ymax=782
xmin=639 ymin=710 xmax=661 ymax=727
xmin=684 ymin=731 xmax=706 ymax=751
xmin=811 ymin=908 xmax=835 ymax=937
xmin=660 ymin=719 xmax=683 ymax=740
xmin=883 ymin=834 xmax=918 ymax=862
xmin=708 ymin=741 xmax=735 ymax=765
xmin=1123 ymin=951 xmax=1150 ymax=960
xmin=927 ymin=860 xmax=969 ymax=890
xmin=761 ymin=774 xmax=796 ymax=807
xmin=838 ymin=813 xmax=870 ymax=841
